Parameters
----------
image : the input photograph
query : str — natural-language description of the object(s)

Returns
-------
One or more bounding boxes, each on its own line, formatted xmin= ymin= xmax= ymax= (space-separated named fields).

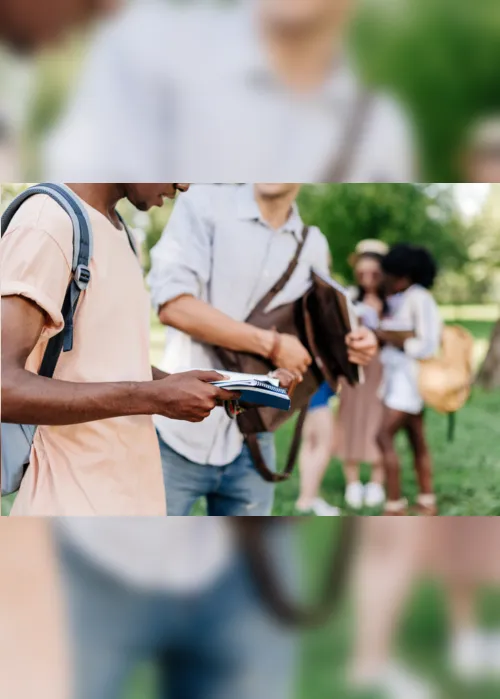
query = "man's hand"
xmin=345 ymin=327 xmax=378 ymax=367
xmin=273 ymin=334 xmax=312 ymax=375
xmin=148 ymin=370 xmax=240 ymax=422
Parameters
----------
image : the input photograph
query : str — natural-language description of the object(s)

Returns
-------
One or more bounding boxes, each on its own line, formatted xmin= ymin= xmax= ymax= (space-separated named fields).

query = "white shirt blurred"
xmin=44 ymin=0 xmax=415 ymax=182
xmin=58 ymin=518 xmax=234 ymax=593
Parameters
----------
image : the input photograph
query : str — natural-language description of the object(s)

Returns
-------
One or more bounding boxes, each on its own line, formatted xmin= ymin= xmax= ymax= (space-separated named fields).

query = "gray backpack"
xmin=1 ymin=183 xmax=135 ymax=496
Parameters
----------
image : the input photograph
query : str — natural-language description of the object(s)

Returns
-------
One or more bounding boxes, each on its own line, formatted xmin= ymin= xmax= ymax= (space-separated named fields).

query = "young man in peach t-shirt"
xmin=1 ymin=183 xmax=239 ymax=516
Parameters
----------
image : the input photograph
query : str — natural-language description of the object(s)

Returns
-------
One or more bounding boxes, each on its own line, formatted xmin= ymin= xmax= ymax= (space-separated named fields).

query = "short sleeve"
xmin=0 ymin=227 xmax=71 ymax=338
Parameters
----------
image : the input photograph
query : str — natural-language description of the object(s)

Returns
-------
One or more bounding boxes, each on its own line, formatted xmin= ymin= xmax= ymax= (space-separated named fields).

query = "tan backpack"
xmin=418 ymin=325 xmax=475 ymax=436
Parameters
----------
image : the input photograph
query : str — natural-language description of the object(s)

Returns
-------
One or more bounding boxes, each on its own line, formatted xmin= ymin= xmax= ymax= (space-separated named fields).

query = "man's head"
xmin=123 ymin=184 xmax=190 ymax=212
xmin=254 ymin=183 xmax=301 ymax=201
xmin=0 ymin=0 xmax=119 ymax=54
xmin=258 ymin=0 xmax=352 ymax=33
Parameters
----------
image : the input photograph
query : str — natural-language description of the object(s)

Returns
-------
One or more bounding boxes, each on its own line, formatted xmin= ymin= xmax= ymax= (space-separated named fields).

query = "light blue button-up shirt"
xmin=148 ymin=184 xmax=330 ymax=466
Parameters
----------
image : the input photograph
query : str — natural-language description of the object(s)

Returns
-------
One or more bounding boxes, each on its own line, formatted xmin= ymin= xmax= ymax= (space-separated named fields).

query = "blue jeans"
xmin=160 ymin=433 xmax=276 ymax=516
xmin=57 ymin=536 xmax=295 ymax=699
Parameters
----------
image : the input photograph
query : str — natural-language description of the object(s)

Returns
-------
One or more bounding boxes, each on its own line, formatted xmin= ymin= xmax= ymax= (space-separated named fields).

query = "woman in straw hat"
xmin=295 ymin=240 xmax=387 ymax=516
xmin=335 ymin=239 xmax=388 ymax=510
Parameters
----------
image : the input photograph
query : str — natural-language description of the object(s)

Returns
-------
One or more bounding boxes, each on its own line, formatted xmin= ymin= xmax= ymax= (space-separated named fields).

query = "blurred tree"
xmin=477 ymin=320 xmax=500 ymax=389
xmin=474 ymin=185 xmax=500 ymax=388
xmin=297 ymin=183 xmax=468 ymax=288
xmin=351 ymin=0 xmax=500 ymax=180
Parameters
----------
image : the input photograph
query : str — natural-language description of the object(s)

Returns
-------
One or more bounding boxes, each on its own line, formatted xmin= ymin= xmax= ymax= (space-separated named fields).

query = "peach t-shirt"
xmin=1 ymin=192 xmax=166 ymax=516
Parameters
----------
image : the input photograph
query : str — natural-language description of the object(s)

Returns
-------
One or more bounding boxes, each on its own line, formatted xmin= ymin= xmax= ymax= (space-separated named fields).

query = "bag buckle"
xmin=74 ymin=264 xmax=91 ymax=290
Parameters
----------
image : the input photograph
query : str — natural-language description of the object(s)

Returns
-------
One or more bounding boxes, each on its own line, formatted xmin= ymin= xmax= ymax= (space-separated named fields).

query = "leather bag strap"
xmin=246 ymin=406 xmax=308 ymax=483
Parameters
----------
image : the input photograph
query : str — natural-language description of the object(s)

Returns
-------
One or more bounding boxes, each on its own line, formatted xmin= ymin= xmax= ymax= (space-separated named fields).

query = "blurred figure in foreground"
xmin=0 ymin=0 xmax=120 ymax=179
xmin=0 ymin=0 xmax=119 ymax=54
xmin=350 ymin=518 xmax=500 ymax=698
xmin=0 ymin=520 xmax=69 ymax=699
xmin=375 ymin=245 xmax=442 ymax=516
xmin=44 ymin=0 xmax=415 ymax=182
xmin=55 ymin=519 xmax=296 ymax=699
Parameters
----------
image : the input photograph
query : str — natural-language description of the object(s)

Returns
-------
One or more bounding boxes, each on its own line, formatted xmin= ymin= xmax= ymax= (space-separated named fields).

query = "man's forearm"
xmin=1 ymin=368 xmax=155 ymax=426
xmin=159 ymin=295 xmax=274 ymax=356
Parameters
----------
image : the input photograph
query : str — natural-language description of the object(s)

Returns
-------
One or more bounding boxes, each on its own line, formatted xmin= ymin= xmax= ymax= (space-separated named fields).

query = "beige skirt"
xmin=333 ymin=356 xmax=384 ymax=464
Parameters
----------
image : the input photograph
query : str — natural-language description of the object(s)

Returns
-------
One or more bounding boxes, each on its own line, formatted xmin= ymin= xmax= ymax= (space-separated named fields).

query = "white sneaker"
xmin=450 ymin=629 xmax=487 ymax=679
xmin=484 ymin=631 xmax=500 ymax=677
xmin=379 ymin=663 xmax=437 ymax=699
xmin=350 ymin=662 xmax=436 ymax=699
xmin=296 ymin=498 xmax=341 ymax=516
xmin=345 ymin=481 xmax=364 ymax=509
xmin=364 ymin=482 xmax=386 ymax=508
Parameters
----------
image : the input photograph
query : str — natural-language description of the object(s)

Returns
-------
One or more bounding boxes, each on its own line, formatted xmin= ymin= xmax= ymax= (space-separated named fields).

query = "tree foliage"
xmin=298 ymin=184 xmax=468 ymax=286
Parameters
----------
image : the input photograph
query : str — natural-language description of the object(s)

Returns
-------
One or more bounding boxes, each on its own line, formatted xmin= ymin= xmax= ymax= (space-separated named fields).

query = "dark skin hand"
xmin=1 ymin=296 xmax=240 ymax=425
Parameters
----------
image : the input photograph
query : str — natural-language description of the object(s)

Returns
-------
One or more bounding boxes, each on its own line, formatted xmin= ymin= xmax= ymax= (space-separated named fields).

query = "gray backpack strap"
xmin=1 ymin=183 xmax=94 ymax=495
xmin=2 ymin=183 xmax=93 ymax=374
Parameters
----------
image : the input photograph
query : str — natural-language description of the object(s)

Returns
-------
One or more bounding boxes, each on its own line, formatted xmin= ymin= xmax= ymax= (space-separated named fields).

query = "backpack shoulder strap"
xmin=1 ymin=183 xmax=93 ymax=378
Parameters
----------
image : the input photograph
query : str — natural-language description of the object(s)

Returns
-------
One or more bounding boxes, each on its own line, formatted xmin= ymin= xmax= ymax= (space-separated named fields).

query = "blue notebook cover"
xmin=213 ymin=379 xmax=291 ymax=411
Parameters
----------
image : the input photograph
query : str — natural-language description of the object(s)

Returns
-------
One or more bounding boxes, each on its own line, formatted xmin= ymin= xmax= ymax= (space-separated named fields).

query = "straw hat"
xmin=348 ymin=239 xmax=389 ymax=266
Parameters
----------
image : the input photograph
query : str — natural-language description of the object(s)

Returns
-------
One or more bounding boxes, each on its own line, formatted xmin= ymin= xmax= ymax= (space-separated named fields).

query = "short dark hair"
xmin=382 ymin=243 xmax=438 ymax=289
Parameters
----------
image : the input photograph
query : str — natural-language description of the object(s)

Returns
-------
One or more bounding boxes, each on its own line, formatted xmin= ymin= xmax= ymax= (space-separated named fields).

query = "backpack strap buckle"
xmin=74 ymin=264 xmax=91 ymax=290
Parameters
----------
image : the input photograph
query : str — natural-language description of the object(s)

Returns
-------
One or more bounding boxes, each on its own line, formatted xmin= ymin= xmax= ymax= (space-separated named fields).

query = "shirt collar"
xmin=236 ymin=185 xmax=305 ymax=242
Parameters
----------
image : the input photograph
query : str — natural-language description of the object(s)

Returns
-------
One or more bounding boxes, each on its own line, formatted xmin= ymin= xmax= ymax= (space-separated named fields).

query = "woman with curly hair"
xmin=376 ymin=244 xmax=442 ymax=516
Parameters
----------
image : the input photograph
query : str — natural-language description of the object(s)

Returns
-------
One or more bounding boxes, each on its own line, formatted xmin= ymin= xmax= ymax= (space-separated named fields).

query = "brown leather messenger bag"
xmin=214 ymin=226 xmax=361 ymax=483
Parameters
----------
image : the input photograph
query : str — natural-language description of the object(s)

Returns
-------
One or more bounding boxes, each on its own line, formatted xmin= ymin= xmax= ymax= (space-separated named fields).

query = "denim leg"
xmin=207 ymin=433 xmax=276 ymax=516
xmin=163 ymin=559 xmax=296 ymax=699
xmin=55 ymin=537 xmax=161 ymax=699
xmin=159 ymin=435 xmax=219 ymax=516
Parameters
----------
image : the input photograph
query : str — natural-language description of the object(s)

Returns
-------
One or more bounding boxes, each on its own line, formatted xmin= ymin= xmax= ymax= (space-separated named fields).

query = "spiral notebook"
xmin=211 ymin=372 xmax=291 ymax=411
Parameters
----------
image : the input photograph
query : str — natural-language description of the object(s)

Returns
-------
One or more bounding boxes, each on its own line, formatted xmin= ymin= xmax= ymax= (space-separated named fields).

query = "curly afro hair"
xmin=381 ymin=243 xmax=438 ymax=289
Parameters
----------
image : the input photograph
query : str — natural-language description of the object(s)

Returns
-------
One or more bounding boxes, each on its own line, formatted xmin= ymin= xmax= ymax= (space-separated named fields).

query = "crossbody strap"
xmin=322 ymin=90 xmax=374 ymax=182
xmin=250 ymin=225 xmax=311 ymax=317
